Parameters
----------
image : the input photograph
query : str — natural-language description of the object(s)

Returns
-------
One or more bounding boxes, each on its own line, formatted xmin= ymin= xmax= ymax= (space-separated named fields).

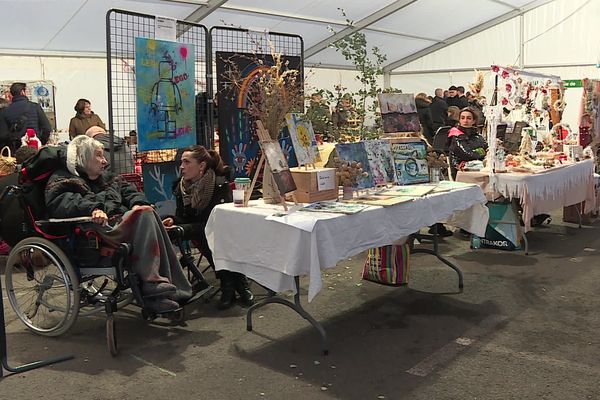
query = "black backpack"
xmin=20 ymin=145 xmax=68 ymax=220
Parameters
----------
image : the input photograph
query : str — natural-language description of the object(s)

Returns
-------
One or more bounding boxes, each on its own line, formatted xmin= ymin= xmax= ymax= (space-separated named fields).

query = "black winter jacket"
xmin=415 ymin=98 xmax=434 ymax=141
xmin=448 ymin=127 xmax=488 ymax=171
xmin=45 ymin=168 xmax=149 ymax=220
xmin=172 ymin=170 xmax=232 ymax=241
xmin=0 ymin=96 xmax=52 ymax=151
xmin=430 ymin=96 xmax=448 ymax=131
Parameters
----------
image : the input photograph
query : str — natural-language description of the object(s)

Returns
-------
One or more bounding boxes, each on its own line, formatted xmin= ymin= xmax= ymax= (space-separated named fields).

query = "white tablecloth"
xmin=205 ymin=185 xmax=488 ymax=302
xmin=457 ymin=159 xmax=595 ymax=231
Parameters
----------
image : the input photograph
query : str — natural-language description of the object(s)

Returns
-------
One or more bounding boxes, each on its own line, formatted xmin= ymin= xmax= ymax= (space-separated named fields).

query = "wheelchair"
xmin=0 ymin=179 xmax=212 ymax=357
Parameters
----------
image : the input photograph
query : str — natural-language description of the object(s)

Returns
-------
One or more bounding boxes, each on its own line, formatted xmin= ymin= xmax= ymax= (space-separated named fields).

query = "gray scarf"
xmin=180 ymin=168 xmax=215 ymax=211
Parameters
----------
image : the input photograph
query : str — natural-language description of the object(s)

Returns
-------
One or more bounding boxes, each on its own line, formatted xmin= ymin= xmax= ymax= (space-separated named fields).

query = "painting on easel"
xmin=260 ymin=140 xmax=297 ymax=194
xmin=285 ymin=113 xmax=321 ymax=166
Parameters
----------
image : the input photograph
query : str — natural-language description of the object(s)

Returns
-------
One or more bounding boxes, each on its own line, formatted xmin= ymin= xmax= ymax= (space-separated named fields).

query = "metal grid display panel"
xmin=209 ymin=27 xmax=303 ymax=177
xmin=106 ymin=9 xmax=209 ymax=173
xmin=210 ymin=27 xmax=304 ymax=103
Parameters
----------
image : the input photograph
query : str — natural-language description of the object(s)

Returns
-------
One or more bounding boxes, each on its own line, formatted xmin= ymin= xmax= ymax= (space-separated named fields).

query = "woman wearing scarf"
xmin=163 ymin=145 xmax=254 ymax=310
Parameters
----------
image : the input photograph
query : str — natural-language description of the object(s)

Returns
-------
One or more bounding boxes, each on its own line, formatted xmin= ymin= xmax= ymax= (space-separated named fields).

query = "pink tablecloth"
xmin=457 ymin=160 xmax=596 ymax=232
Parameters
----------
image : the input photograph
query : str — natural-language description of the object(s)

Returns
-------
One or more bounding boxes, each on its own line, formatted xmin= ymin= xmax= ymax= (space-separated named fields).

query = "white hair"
xmin=66 ymin=135 xmax=104 ymax=176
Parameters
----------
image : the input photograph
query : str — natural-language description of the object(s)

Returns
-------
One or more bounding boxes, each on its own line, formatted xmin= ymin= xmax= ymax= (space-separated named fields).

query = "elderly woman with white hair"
xmin=85 ymin=126 xmax=134 ymax=175
xmin=44 ymin=135 xmax=191 ymax=313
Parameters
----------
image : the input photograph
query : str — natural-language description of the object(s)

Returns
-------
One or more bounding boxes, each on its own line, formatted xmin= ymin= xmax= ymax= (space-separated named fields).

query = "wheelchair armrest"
xmin=36 ymin=216 xmax=94 ymax=226
xmin=167 ymin=225 xmax=185 ymax=241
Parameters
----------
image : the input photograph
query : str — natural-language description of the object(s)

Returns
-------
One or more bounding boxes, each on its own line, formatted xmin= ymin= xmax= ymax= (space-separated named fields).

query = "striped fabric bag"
xmin=362 ymin=244 xmax=411 ymax=286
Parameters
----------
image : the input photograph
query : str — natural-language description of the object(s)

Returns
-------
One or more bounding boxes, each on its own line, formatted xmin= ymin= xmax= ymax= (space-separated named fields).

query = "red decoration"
xmin=501 ymin=97 xmax=509 ymax=106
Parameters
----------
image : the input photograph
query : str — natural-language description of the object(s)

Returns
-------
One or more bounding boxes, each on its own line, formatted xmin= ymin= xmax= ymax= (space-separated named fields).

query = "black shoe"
xmin=142 ymin=282 xmax=177 ymax=298
xmin=145 ymin=298 xmax=179 ymax=314
xmin=233 ymin=275 xmax=254 ymax=306
xmin=457 ymin=228 xmax=471 ymax=238
xmin=428 ymin=224 xmax=453 ymax=237
xmin=217 ymin=286 xmax=236 ymax=310
xmin=530 ymin=214 xmax=551 ymax=227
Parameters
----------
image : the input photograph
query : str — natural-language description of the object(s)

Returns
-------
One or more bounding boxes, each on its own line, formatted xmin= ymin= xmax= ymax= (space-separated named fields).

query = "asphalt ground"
xmin=1 ymin=210 xmax=600 ymax=400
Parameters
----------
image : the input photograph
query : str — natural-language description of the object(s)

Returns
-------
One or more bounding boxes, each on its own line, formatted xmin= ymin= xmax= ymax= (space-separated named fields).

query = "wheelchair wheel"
xmin=5 ymin=237 xmax=80 ymax=337
xmin=106 ymin=315 xmax=118 ymax=356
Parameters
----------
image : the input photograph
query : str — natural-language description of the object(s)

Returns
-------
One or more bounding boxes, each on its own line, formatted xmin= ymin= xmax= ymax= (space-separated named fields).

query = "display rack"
xmin=105 ymin=9 xmax=210 ymax=172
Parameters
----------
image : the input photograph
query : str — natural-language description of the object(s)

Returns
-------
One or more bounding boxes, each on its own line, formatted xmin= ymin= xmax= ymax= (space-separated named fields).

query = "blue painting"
xmin=391 ymin=141 xmax=429 ymax=185
xmin=141 ymin=161 xmax=180 ymax=218
xmin=334 ymin=142 xmax=374 ymax=189
xmin=135 ymin=37 xmax=196 ymax=151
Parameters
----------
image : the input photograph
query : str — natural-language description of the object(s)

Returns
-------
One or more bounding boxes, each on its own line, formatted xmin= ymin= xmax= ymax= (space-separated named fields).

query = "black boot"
xmin=233 ymin=273 xmax=254 ymax=306
xmin=217 ymin=271 xmax=236 ymax=310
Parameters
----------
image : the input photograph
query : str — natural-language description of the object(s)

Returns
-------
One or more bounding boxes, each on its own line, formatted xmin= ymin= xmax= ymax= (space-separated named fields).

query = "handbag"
xmin=0 ymin=146 xmax=17 ymax=177
xmin=362 ymin=243 xmax=410 ymax=286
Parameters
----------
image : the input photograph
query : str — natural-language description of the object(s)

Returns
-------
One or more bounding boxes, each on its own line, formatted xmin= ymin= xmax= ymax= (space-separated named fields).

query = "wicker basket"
xmin=0 ymin=146 xmax=17 ymax=177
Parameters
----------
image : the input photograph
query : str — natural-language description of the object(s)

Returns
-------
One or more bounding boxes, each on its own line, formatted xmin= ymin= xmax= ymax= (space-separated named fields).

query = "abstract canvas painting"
xmin=334 ymin=142 xmax=374 ymax=189
xmin=363 ymin=140 xmax=397 ymax=185
xmin=378 ymin=93 xmax=421 ymax=133
xmin=390 ymin=141 xmax=430 ymax=185
xmin=285 ymin=113 xmax=321 ymax=166
xmin=135 ymin=37 xmax=196 ymax=151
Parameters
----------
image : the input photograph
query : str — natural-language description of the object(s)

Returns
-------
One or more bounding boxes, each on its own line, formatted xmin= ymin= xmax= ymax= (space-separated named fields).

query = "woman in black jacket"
xmin=163 ymin=145 xmax=254 ymax=310
xmin=448 ymin=107 xmax=488 ymax=179
xmin=45 ymin=135 xmax=191 ymax=313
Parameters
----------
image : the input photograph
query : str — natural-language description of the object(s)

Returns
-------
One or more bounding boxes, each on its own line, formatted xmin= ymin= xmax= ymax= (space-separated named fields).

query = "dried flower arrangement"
xmin=426 ymin=147 xmax=448 ymax=169
xmin=333 ymin=157 xmax=369 ymax=187
xmin=219 ymin=44 xmax=304 ymax=140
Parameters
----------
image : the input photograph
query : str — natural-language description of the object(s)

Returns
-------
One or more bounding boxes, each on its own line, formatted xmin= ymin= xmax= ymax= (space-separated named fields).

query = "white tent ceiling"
xmin=0 ymin=0 xmax=555 ymax=71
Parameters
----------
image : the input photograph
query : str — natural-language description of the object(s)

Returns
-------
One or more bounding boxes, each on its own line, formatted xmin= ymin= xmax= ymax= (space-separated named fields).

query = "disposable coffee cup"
xmin=233 ymin=189 xmax=245 ymax=207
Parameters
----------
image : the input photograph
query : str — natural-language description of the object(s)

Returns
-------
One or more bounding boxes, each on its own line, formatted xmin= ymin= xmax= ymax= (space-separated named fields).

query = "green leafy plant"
xmin=327 ymin=9 xmax=387 ymax=139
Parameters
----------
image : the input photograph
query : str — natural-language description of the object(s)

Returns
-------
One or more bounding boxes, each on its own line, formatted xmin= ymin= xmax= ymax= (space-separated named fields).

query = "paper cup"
xmin=233 ymin=189 xmax=245 ymax=207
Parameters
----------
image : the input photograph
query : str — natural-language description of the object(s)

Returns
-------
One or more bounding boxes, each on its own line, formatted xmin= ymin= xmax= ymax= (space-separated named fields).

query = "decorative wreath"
xmin=553 ymin=99 xmax=566 ymax=112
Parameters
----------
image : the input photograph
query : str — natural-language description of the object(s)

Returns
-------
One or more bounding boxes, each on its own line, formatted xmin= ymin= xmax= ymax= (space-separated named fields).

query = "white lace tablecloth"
xmin=457 ymin=159 xmax=595 ymax=231
xmin=205 ymin=185 xmax=488 ymax=302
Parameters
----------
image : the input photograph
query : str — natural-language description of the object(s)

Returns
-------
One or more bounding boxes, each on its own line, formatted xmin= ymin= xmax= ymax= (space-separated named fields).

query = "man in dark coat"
xmin=0 ymin=82 xmax=52 ymax=152
xmin=430 ymin=88 xmax=449 ymax=133
xmin=456 ymin=86 xmax=469 ymax=109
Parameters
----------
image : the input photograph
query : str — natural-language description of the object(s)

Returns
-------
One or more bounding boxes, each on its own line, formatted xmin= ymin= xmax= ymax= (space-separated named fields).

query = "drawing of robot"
xmin=150 ymin=54 xmax=183 ymax=139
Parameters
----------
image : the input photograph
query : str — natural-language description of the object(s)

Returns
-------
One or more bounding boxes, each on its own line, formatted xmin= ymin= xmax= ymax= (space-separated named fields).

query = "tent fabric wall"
xmin=0 ymin=56 xmax=109 ymax=133
xmin=0 ymin=0 xmax=598 ymax=132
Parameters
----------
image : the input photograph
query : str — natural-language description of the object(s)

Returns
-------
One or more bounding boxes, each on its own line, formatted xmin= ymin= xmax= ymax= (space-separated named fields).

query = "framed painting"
xmin=285 ymin=113 xmax=321 ymax=166
xmin=390 ymin=141 xmax=430 ymax=185
xmin=363 ymin=139 xmax=397 ymax=185
xmin=135 ymin=37 xmax=196 ymax=151
xmin=334 ymin=142 xmax=374 ymax=189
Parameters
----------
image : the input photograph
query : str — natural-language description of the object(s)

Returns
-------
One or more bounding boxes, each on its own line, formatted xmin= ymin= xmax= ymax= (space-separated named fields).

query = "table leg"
xmin=246 ymin=276 xmax=329 ymax=355
xmin=411 ymin=226 xmax=464 ymax=291
xmin=0 ymin=275 xmax=74 ymax=378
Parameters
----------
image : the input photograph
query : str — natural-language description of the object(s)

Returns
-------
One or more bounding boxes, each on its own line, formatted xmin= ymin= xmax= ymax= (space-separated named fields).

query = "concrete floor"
xmin=1 ymin=211 xmax=600 ymax=400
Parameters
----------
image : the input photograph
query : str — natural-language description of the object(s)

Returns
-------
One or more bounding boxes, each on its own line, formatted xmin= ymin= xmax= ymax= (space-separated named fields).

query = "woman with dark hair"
xmin=68 ymin=98 xmax=105 ymax=139
xmin=448 ymin=107 xmax=487 ymax=179
xmin=163 ymin=145 xmax=254 ymax=310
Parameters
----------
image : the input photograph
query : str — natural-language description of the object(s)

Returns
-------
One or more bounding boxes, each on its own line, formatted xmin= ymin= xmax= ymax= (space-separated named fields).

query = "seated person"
xmin=162 ymin=145 xmax=254 ymax=310
xmin=44 ymin=135 xmax=191 ymax=313
xmin=85 ymin=126 xmax=134 ymax=175
xmin=448 ymin=107 xmax=488 ymax=180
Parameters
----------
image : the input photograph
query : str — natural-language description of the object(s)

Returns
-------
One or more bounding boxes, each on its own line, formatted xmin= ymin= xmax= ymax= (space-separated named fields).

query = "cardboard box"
xmin=290 ymin=167 xmax=338 ymax=203
xmin=563 ymin=201 xmax=597 ymax=225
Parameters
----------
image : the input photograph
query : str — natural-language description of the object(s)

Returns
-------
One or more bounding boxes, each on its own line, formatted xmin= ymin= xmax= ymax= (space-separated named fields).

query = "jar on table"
xmin=234 ymin=177 xmax=251 ymax=204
